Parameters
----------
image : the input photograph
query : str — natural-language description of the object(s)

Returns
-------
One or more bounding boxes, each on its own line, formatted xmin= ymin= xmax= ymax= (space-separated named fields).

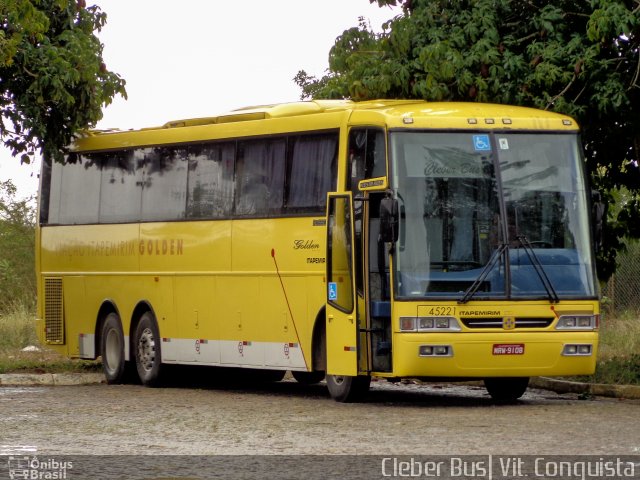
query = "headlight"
xmin=556 ymin=315 xmax=598 ymax=330
xmin=418 ymin=317 xmax=434 ymax=329
xmin=400 ymin=316 xmax=461 ymax=332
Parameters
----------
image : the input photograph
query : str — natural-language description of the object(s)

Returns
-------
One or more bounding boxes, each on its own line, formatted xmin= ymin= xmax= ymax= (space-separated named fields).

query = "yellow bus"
xmin=36 ymin=99 xmax=600 ymax=402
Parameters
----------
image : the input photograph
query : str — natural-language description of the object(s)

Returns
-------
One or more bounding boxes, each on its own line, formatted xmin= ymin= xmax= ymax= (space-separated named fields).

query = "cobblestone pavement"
xmin=1 ymin=374 xmax=639 ymax=456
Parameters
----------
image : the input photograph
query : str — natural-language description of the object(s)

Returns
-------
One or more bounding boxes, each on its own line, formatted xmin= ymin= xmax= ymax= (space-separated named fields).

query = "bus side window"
xmin=99 ymin=150 xmax=142 ymax=223
xmin=348 ymin=128 xmax=388 ymax=298
xmin=186 ymin=142 xmax=235 ymax=219
xmin=286 ymin=132 xmax=338 ymax=214
xmin=141 ymin=147 xmax=188 ymax=221
xmin=369 ymin=193 xmax=390 ymax=301
xmin=347 ymin=128 xmax=386 ymax=192
xmin=367 ymin=129 xmax=386 ymax=178
xmin=235 ymin=138 xmax=286 ymax=217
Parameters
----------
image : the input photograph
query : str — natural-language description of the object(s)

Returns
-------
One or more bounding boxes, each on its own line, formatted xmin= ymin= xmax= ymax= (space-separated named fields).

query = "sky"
xmin=0 ymin=0 xmax=399 ymax=199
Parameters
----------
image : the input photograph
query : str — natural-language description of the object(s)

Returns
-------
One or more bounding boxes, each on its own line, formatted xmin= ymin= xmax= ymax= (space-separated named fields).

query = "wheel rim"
xmin=137 ymin=327 xmax=156 ymax=372
xmin=104 ymin=328 xmax=121 ymax=374
xmin=332 ymin=376 xmax=345 ymax=386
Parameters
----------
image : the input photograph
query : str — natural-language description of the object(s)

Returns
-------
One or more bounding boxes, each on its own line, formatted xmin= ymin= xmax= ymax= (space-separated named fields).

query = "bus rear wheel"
xmin=134 ymin=311 xmax=163 ymax=386
xmin=100 ymin=312 xmax=126 ymax=384
xmin=484 ymin=377 xmax=529 ymax=403
xmin=326 ymin=374 xmax=371 ymax=402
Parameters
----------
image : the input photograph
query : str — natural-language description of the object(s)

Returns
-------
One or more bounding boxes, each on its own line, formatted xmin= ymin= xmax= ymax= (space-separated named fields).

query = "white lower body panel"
xmin=161 ymin=338 xmax=306 ymax=370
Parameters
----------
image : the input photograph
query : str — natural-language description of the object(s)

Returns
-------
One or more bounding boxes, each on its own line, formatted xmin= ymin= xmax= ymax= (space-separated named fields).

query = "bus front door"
xmin=325 ymin=193 xmax=361 ymax=376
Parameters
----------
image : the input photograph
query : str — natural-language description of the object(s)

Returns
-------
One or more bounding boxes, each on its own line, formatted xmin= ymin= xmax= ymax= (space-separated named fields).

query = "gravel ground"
xmin=1 ymin=375 xmax=639 ymax=456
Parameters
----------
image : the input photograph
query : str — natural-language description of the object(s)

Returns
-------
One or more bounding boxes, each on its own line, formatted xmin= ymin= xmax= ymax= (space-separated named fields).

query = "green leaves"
xmin=1 ymin=0 xmax=126 ymax=164
xmin=297 ymin=0 xmax=640 ymax=279
xmin=588 ymin=0 xmax=636 ymax=42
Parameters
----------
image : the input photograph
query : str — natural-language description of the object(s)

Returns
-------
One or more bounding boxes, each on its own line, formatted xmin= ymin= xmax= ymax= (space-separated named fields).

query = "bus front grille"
xmin=44 ymin=278 xmax=64 ymax=344
xmin=461 ymin=317 xmax=554 ymax=329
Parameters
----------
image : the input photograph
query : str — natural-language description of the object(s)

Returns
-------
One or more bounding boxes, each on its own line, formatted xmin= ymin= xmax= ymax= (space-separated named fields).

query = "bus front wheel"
xmin=100 ymin=312 xmax=126 ymax=384
xmin=326 ymin=374 xmax=371 ymax=402
xmin=134 ymin=311 xmax=163 ymax=386
xmin=484 ymin=377 xmax=529 ymax=403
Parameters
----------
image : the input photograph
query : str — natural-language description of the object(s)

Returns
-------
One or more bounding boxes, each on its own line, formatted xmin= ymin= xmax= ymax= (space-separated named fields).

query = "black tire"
xmin=134 ymin=311 xmax=163 ymax=386
xmin=326 ymin=374 xmax=371 ymax=402
xmin=100 ymin=312 xmax=126 ymax=384
xmin=484 ymin=377 xmax=529 ymax=403
xmin=292 ymin=370 xmax=325 ymax=385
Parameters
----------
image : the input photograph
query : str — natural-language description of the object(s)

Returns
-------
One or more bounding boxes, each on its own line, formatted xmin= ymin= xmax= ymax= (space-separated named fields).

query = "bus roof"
xmin=73 ymin=99 xmax=578 ymax=152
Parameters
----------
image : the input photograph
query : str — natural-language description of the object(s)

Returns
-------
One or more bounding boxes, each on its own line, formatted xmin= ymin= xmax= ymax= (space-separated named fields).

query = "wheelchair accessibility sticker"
xmin=328 ymin=282 xmax=338 ymax=301
xmin=473 ymin=134 xmax=491 ymax=151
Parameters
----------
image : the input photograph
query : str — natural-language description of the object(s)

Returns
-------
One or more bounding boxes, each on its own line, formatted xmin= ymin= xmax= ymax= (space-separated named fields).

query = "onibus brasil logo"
xmin=7 ymin=456 xmax=73 ymax=479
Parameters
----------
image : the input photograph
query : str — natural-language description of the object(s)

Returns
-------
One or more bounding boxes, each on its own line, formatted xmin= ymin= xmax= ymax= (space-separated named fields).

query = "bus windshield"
xmin=390 ymin=131 xmax=597 ymax=300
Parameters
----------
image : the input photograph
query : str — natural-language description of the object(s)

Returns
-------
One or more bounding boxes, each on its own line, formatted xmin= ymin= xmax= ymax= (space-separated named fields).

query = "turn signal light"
xmin=400 ymin=317 xmax=462 ymax=332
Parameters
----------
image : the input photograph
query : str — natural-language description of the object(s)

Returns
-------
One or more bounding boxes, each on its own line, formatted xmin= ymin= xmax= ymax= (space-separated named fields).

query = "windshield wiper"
xmin=458 ymin=243 xmax=508 ymax=304
xmin=516 ymin=235 xmax=560 ymax=303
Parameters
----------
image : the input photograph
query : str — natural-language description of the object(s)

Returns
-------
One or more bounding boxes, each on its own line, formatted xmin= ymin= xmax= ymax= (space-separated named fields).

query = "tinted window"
xmin=55 ymin=155 xmax=100 ymax=224
xmin=41 ymin=131 xmax=339 ymax=225
xmin=235 ymin=138 xmax=286 ymax=216
xmin=287 ymin=133 xmax=337 ymax=214
xmin=347 ymin=128 xmax=386 ymax=192
xmin=45 ymin=158 xmax=62 ymax=224
xmin=142 ymin=147 xmax=188 ymax=221
xmin=187 ymin=142 xmax=235 ymax=219
xmin=39 ymin=157 xmax=52 ymax=224
xmin=99 ymin=150 xmax=143 ymax=223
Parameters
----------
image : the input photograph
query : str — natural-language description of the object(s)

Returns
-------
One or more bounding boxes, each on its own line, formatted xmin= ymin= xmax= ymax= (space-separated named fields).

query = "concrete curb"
xmin=530 ymin=377 xmax=640 ymax=400
xmin=0 ymin=373 xmax=104 ymax=386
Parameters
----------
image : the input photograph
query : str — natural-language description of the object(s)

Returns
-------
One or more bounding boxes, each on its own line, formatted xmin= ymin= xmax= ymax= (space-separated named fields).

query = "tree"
xmin=295 ymin=0 xmax=640 ymax=280
xmin=0 ymin=180 xmax=35 ymax=312
xmin=1 ymin=0 xmax=126 ymax=164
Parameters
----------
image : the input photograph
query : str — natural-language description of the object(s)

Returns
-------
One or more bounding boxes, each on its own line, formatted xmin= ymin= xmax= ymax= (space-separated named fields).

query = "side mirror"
xmin=379 ymin=191 xmax=399 ymax=243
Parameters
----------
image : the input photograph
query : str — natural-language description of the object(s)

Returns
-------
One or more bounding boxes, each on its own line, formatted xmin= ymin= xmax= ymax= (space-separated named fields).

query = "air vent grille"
xmin=44 ymin=277 xmax=64 ymax=344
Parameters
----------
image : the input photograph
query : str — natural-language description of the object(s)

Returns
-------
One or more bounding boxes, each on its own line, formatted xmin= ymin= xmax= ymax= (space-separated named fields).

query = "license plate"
xmin=493 ymin=344 xmax=525 ymax=355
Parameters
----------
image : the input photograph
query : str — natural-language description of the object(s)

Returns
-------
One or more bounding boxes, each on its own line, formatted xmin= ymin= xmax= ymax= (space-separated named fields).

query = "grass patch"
xmin=0 ymin=306 xmax=101 ymax=374
xmin=0 ymin=303 xmax=38 ymax=351
xmin=590 ymin=355 xmax=640 ymax=385
xmin=0 ymin=350 xmax=102 ymax=374
xmin=567 ymin=309 xmax=640 ymax=385
xmin=597 ymin=310 xmax=640 ymax=361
